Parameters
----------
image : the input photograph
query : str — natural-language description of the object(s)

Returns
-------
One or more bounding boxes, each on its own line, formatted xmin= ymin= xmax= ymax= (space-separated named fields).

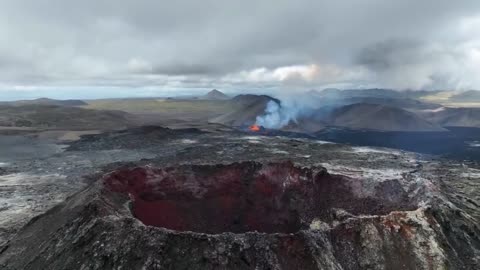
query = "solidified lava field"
xmin=1 ymin=126 xmax=480 ymax=269
xmin=104 ymin=161 xmax=415 ymax=234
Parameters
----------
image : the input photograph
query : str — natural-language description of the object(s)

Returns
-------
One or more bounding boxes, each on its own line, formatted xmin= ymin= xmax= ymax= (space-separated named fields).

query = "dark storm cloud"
xmin=148 ymin=63 xmax=230 ymax=76
xmin=0 ymin=0 xmax=480 ymax=97
xmin=356 ymin=40 xmax=424 ymax=71
xmin=354 ymin=37 xmax=472 ymax=89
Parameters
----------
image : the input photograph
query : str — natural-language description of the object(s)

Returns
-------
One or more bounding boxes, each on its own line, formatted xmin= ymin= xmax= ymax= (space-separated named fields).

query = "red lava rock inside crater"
xmin=103 ymin=161 xmax=412 ymax=234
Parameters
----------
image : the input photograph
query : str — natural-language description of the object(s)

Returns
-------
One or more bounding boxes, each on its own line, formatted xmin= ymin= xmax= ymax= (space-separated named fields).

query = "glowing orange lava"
xmin=249 ymin=124 xmax=261 ymax=132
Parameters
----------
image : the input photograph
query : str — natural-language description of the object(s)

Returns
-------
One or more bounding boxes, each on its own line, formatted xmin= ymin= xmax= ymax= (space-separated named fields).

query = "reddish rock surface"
xmin=103 ymin=162 xmax=415 ymax=234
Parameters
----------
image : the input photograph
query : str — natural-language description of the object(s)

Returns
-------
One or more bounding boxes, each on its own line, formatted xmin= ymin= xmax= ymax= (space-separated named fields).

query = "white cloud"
xmin=223 ymin=64 xmax=369 ymax=88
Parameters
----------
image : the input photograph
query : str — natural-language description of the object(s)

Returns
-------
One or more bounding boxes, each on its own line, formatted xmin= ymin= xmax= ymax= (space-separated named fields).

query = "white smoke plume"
xmin=255 ymin=92 xmax=326 ymax=129
xmin=255 ymin=101 xmax=291 ymax=129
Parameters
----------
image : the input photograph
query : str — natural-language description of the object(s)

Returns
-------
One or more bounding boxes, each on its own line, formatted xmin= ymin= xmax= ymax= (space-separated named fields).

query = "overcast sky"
xmin=1 ymin=0 xmax=480 ymax=100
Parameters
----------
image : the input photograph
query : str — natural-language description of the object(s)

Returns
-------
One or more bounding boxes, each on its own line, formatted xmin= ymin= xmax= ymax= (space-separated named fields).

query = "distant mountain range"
xmin=419 ymin=107 xmax=480 ymax=127
xmin=3 ymin=89 xmax=480 ymax=133
xmin=0 ymin=98 xmax=87 ymax=107
xmin=211 ymin=90 xmax=480 ymax=132
xmin=326 ymin=103 xmax=445 ymax=132
xmin=315 ymin=88 xmax=480 ymax=104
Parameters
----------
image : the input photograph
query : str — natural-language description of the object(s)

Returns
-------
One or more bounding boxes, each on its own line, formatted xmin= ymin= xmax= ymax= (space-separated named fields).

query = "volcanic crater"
xmin=104 ymin=161 xmax=416 ymax=234
xmin=2 ymin=157 xmax=478 ymax=269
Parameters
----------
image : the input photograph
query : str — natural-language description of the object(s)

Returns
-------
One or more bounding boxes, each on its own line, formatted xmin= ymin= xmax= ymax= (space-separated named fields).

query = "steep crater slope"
xmin=105 ymin=162 xmax=415 ymax=234
xmin=1 ymin=161 xmax=478 ymax=269
xmin=209 ymin=95 xmax=280 ymax=127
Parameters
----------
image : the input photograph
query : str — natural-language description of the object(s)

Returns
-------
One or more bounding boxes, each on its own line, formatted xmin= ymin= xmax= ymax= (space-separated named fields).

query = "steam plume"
xmin=255 ymin=92 xmax=325 ymax=128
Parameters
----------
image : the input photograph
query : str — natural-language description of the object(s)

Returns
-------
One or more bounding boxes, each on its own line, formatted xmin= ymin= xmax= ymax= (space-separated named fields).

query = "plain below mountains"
xmin=0 ymin=98 xmax=87 ymax=107
xmin=0 ymin=104 xmax=134 ymax=130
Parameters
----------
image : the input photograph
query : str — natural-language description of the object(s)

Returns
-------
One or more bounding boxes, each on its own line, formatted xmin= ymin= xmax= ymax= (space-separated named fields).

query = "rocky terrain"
xmin=0 ymin=90 xmax=480 ymax=269
xmin=0 ymin=125 xmax=479 ymax=269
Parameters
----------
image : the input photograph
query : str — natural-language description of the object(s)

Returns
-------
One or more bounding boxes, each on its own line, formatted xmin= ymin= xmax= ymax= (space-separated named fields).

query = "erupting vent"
xmin=249 ymin=124 xmax=261 ymax=132
xmin=104 ymin=161 xmax=414 ymax=234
